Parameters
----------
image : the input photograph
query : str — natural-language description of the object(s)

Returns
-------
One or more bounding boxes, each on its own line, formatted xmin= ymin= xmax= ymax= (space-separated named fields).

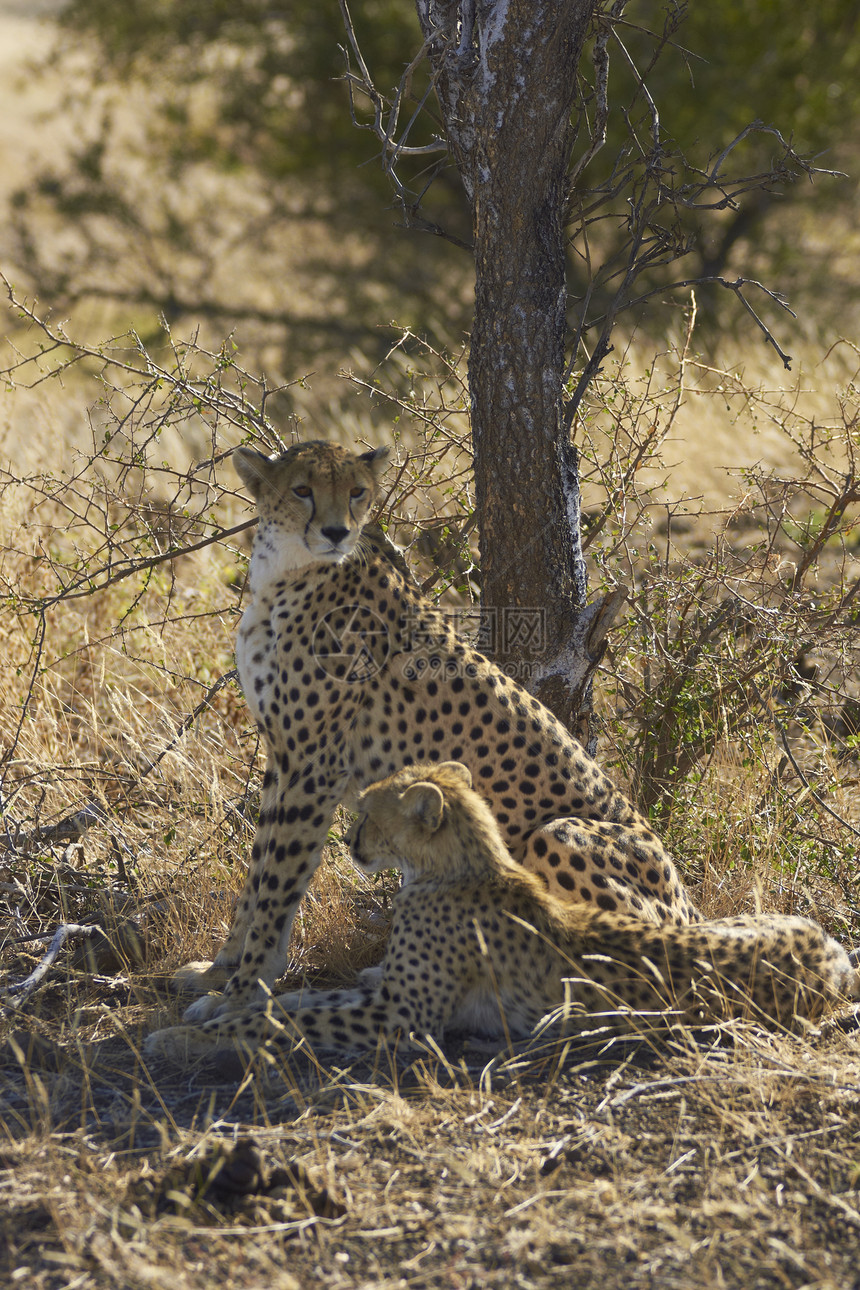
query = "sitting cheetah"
xmin=175 ymin=438 xmax=698 ymax=1026
xmin=146 ymin=762 xmax=858 ymax=1060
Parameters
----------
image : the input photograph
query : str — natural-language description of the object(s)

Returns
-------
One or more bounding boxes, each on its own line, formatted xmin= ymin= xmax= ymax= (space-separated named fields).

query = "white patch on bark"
xmin=560 ymin=453 xmax=585 ymax=577
xmin=529 ymin=602 xmax=599 ymax=693
xmin=530 ymin=589 xmax=627 ymax=693
xmin=480 ymin=0 xmax=510 ymax=57
xmin=477 ymin=0 xmax=511 ymax=94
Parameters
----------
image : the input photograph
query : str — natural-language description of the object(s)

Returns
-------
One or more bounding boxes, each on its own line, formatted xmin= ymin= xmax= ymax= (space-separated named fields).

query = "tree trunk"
xmin=415 ymin=0 xmax=623 ymax=748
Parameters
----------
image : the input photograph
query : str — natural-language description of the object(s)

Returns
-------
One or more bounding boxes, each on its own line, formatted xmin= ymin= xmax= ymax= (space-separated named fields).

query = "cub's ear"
xmin=233 ymin=446 xmax=275 ymax=498
xmin=437 ymin=761 xmax=473 ymax=788
xmin=357 ymin=445 xmax=390 ymax=483
xmin=398 ymin=782 xmax=445 ymax=833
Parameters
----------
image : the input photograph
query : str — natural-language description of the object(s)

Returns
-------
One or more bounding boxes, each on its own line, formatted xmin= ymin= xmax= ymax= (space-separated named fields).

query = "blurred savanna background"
xmin=1 ymin=4 xmax=860 ymax=1288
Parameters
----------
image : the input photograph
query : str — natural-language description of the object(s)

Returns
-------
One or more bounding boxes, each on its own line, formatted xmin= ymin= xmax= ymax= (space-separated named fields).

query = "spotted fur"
xmin=146 ymin=762 xmax=858 ymax=1060
xmin=168 ymin=439 xmax=697 ymax=1028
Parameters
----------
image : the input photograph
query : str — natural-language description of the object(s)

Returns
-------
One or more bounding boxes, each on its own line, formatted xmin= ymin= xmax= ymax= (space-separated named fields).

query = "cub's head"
xmin=347 ymin=761 xmax=505 ymax=883
xmin=234 ymin=440 xmax=389 ymax=574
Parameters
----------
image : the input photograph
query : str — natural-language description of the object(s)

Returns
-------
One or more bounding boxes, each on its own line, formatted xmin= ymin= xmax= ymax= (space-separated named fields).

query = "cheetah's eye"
xmin=349 ymin=487 xmax=366 ymax=499
xmin=292 ymin=485 xmax=312 ymax=499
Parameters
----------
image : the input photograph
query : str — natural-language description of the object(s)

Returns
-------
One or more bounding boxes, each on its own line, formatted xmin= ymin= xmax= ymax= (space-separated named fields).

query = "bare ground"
xmin=3 ymin=979 xmax=860 ymax=1290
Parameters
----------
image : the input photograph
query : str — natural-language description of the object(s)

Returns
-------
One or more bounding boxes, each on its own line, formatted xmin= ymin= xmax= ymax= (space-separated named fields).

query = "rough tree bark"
xmin=414 ymin=0 xmax=624 ymax=747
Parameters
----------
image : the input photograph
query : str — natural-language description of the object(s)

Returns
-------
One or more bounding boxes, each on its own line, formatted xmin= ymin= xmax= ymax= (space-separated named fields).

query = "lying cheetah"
xmin=147 ymin=762 xmax=858 ymax=1060
xmin=172 ymin=439 xmax=698 ymax=1027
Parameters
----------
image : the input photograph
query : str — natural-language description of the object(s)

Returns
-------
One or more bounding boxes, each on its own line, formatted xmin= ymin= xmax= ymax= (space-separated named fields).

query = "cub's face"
xmin=346 ymin=787 xmax=415 ymax=877
xmin=347 ymin=762 xmax=474 ymax=882
xmin=234 ymin=440 xmax=389 ymax=573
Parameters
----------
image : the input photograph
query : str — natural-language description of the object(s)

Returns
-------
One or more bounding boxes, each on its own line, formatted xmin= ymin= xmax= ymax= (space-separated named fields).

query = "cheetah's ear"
xmin=233 ymin=446 xmax=275 ymax=498
xmin=399 ymin=782 xmax=445 ymax=833
xmin=437 ymin=761 xmax=473 ymax=788
xmin=357 ymin=445 xmax=390 ymax=482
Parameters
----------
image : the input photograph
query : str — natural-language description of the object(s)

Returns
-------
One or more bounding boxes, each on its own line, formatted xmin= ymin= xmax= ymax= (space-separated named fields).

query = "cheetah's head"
xmin=234 ymin=440 xmax=389 ymax=574
xmin=347 ymin=761 xmax=505 ymax=883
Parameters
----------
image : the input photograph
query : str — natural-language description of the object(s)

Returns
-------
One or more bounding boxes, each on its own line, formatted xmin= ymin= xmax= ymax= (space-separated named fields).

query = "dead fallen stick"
xmin=2 ymin=923 xmax=101 ymax=1011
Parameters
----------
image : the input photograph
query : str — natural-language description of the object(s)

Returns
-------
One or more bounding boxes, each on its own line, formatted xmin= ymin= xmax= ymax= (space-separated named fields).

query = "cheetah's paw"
xmin=181 ymin=982 xmax=267 ymax=1023
xmin=169 ymin=959 xmax=234 ymax=997
xmin=144 ymin=1024 xmax=217 ymax=1064
xmin=182 ymin=991 xmax=234 ymax=1023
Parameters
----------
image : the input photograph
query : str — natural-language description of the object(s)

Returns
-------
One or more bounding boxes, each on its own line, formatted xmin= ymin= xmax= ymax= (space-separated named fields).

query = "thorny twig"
xmin=1 ymin=278 xmax=270 ymax=612
xmin=17 ymin=517 xmax=257 ymax=610
xmin=1 ymin=275 xmax=290 ymax=442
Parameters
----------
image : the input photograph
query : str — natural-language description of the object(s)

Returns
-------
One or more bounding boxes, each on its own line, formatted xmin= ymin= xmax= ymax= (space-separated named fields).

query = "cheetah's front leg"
xmin=148 ymin=978 xmax=450 ymax=1062
xmin=182 ymin=777 xmax=348 ymax=1022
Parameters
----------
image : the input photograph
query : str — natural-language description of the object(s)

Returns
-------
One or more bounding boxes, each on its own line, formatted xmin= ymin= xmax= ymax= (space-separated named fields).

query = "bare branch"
xmin=338 ymin=0 xmax=446 ymax=161
xmin=707 ymin=121 xmax=845 ymax=188
xmin=19 ymin=516 xmax=256 ymax=611
xmin=568 ymin=0 xmax=628 ymax=191
xmin=2 ymin=923 xmax=101 ymax=1011
xmin=610 ymin=273 xmax=796 ymax=369
xmin=338 ymin=1 xmax=475 ymax=248
xmin=611 ymin=25 xmax=660 ymax=158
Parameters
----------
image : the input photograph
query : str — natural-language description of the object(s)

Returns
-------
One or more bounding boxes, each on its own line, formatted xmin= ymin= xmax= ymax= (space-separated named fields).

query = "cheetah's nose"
xmin=321 ymin=525 xmax=350 ymax=545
